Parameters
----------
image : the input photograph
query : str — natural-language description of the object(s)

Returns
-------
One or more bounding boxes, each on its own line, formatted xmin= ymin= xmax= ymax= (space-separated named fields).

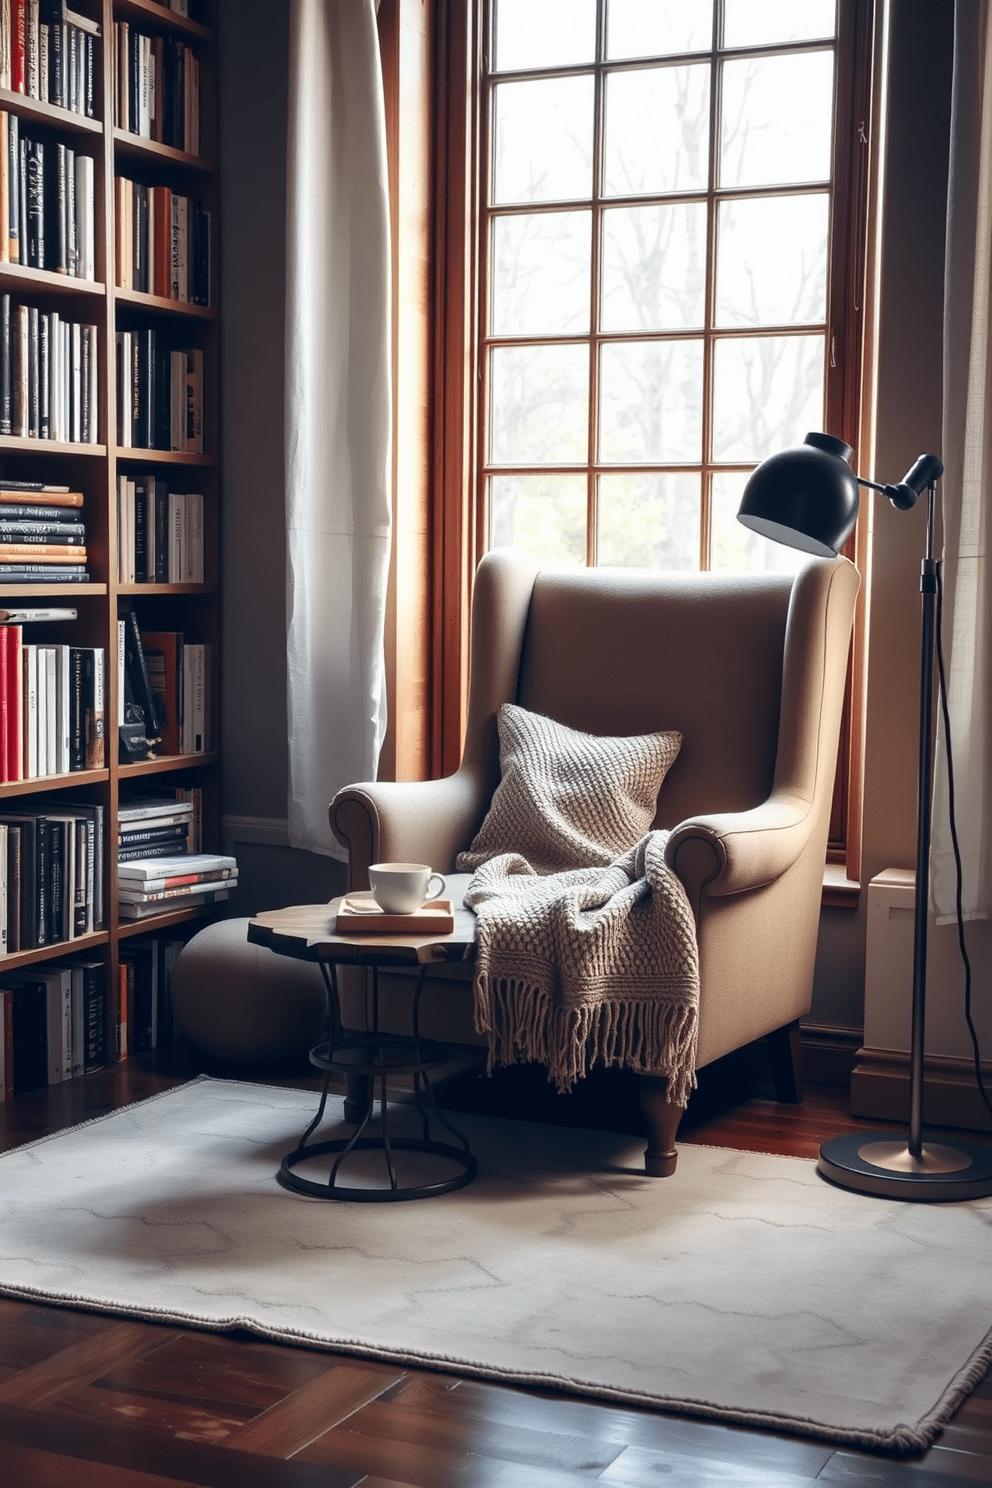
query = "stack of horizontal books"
xmin=118 ymin=794 xmax=193 ymax=863
xmin=0 ymin=483 xmax=90 ymax=583
xmin=117 ymin=852 xmax=237 ymax=921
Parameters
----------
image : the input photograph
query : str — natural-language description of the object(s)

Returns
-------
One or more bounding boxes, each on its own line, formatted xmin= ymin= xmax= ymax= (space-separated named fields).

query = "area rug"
xmin=0 ymin=1077 xmax=989 ymax=1454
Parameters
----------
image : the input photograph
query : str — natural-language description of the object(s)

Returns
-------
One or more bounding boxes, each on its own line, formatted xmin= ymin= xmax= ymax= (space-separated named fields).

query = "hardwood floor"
xmin=0 ymin=1040 xmax=990 ymax=1487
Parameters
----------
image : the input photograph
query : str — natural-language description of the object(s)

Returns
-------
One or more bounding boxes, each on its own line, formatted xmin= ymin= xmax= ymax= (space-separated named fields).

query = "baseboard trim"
xmin=221 ymin=815 xmax=292 ymax=851
xmin=799 ymin=1022 xmax=862 ymax=1087
xmin=851 ymin=1045 xmax=992 ymax=1132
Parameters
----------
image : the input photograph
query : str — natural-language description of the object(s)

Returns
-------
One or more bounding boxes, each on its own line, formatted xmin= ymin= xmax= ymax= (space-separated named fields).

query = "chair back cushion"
xmin=515 ymin=568 xmax=794 ymax=830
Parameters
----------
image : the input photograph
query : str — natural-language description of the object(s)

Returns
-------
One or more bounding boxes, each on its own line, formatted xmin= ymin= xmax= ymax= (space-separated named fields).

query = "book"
xmin=118 ymin=877 xmax=237 ymax=905
xmin=141 ymin=629 xmax=182 ymax=753
xmin=117 ymin=887 xmax=230 ymax=919
xmin=117 ymin=794 xmax=194 ymax=823
xmin=121 ymin=866 xmax=234 ymax=893
xmin=0 ymin=991 xmax=13 ymax=1101
xmin=120 ymin=604 xmax=163 ymax=738
xmin=117 ymin=851 xmax=235 ymax=882
xmin=10 ymin=979 xmax=48 ymax=1094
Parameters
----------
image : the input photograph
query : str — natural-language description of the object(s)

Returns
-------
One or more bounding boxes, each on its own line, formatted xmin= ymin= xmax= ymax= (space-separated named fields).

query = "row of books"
xmin=0 ymin=956 xmax=107 ymax=1095
xmin=0 ymin=630 xmax=104 ymax=782
xmin=1 ymin=113 xmax=96 ymax=276
xmin=118 ymin=851 xmax=237 ymax=921
xmin=0 ymin=1 xmax=99 ymax=118
xmin=116 ymin=330 xmax=203 ymax=452
xmin=0 ymin=933 xmax=192 ymax=1096
xmin=0 ymin=798 xmax=104 ymax=953
xmin=113 ymin=22 xmax=201 ymax=156
xmin=117 ymin=478 xmax=204 ymax=584
xmin=119 ymin=610 xmax=211 ymax=758
xmin=115 ymin=177 xmax=210 ymax=306
xmin=0 ymin=482 xmax=89 ymax=587
xmin=1 ymin=296 xmax=100 ymax=446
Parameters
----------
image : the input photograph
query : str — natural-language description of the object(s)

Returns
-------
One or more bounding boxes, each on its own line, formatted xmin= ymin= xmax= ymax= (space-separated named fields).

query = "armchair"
xmin=331 ymin=548 xmax=860 ymax=1176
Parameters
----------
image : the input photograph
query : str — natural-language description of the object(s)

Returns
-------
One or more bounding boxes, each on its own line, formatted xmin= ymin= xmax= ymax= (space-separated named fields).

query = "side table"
xmin=247 ymin=892 xmax=478 ymax=1202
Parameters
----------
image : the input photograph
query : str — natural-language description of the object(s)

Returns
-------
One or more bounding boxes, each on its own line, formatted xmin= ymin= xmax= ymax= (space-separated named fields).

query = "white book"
xmin=168 ymin=492 xmax=183 ymax=582
xmin=70 ymin=965 xmax=85 ymax=1078
xmin=38 ymin=22 xmax=48 ymax=103
xmin=118 ymin=798 xmax=194 ymax=824
xmin=116 ymin=619 xmax=126 ymax=727
xmin=45 ymin=647 xmax=57 ymax=776
xmin=41 ymin=967 xmax=72 ymax=1083
xmin=119 ymin=868 xmax=234 ymax=895
xmin=186 ymin=493 xmax=204 ymax=583
xmin=117 ymin=331 xmax=132 ymax=447
xmin=26 ymin=0 xmax=38 ymax=99
xmin=125 ymin=479 xmax=136 ymax=582
xmin=75 ymin=155 xmax=94 ymax=280
xmin=0 ymin=2 xmax=11 ymax=91
xmin=34 ymin=646 xmax=47 ymax=777
xmin=62 ymin=321 xmax=71 ymax=441
xmin=70 ymin=322 xmax=81 ymax=443
xmin=175 ymin=194 xmax=188 ymax=301
xmin=118 ymin=852 xmax=236 ymax=883
xmin=86 ymin=324 xmax=98 ymax=442
xmin=23 ymin=645 xmax=38 ymax=780
xmin=54 ymin=645 xmax=69 ymax=774
xmin=49 ymin=311 xmax=61 ymax=441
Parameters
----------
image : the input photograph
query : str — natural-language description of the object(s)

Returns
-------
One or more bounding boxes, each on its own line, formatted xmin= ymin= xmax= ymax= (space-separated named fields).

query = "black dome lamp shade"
xmin=738 ymin=432 xmax=861 ymax=556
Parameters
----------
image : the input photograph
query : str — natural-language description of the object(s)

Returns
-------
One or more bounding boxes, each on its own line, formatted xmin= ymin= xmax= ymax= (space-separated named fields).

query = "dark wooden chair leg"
xmin=343 ymin=1072 xmax=373 ymax=1124
xmin=638 ymin=1075 xmax=682 ymax=1177
xmin=767 ymin=1019 xmax=804 ymax=1103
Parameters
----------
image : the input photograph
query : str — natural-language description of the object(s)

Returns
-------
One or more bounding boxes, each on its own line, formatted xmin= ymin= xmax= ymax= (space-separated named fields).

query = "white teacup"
xmin=368 ymin=862 xmax=447 ymax=915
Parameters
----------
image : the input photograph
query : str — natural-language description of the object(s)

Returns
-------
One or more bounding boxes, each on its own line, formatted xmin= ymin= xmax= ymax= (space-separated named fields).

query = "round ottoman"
xmin=172 ymin=918 xmax=328 ymax=1064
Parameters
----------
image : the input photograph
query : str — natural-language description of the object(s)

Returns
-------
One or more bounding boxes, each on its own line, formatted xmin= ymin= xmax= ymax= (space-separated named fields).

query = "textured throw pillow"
xmin=456 ymin=703 xmax=682 ymax=874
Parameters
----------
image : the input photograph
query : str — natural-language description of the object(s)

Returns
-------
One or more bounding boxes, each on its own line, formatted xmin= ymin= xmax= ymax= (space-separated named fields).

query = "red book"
xmin=0 ymin=626 xmax=9 ymax=784
xmin=11 ymin=1 xmax=26 ymax=95
xmin=6 ymin=624 xmax=22 ymax=781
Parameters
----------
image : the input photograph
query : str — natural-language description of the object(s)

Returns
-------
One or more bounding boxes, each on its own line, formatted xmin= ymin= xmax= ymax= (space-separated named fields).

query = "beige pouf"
xmin=172 ymin=918 xmax=328 ymax=1064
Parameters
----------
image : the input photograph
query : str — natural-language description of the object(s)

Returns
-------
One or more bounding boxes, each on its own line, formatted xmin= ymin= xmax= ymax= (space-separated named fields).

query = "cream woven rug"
xmin=0 ymin=1075 xmax=989 ymax=1453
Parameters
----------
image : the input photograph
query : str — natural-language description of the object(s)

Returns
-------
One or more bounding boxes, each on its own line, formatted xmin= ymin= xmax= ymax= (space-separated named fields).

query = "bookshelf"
xmin=0 ymin=0 xmax=220 ymax=1071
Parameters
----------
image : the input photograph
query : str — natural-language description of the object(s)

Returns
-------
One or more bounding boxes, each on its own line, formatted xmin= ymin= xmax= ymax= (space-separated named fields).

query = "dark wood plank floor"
xmin=0 ymin=1039 xmax=989 ymax=1487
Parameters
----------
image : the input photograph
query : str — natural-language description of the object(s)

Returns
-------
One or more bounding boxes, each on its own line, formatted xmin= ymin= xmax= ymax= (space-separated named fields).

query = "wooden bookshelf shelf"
xmin=119 ymin=752 xmax=219 ymax=779
xmin=113 ymin=129 xmax=213 ymax=174
xmin=0 ymin=87 xmax=104 ymax=136
xmin=115 ymin=449 xmax=214 ymax=467
xmin=115 ymin=0 xmax=212 ymax=42
xmin=0 ymin=264 xmax=105 ymax=299
xmin=0 ymin=1 xmax=221 ymax=1081
xmin=114 ymin=288 xmax=216 ymax=320
xmin=0 ymin=770 xmax=111 ymax=798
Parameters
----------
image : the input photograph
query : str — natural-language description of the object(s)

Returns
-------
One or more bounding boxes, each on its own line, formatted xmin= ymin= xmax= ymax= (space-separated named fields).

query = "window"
xmin=431 ymin=0 xmax=872 ymax=872
xmin=476 ymin=0 xmax=862 ymax=575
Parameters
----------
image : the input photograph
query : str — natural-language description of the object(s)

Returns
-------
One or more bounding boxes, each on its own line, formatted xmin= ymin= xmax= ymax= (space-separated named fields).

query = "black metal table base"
xmin=277 ymin=961 xmax=477 ymax=1201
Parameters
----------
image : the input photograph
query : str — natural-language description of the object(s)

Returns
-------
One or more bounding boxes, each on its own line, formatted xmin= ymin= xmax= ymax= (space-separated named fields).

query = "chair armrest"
xmin=664 ymin=791 xmax=816 ymax=907
xmin=330 ymin=768 xmax=490 ymax=891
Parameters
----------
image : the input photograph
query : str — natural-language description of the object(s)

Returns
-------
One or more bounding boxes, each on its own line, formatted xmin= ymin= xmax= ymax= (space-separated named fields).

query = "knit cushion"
xmin=456 ymin=703 xmax=682 ymax=875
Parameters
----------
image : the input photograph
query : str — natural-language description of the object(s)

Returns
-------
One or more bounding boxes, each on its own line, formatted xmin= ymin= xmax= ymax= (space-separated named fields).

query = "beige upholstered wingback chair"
xmin=331 ymin=547 xmax=860 ymax=1176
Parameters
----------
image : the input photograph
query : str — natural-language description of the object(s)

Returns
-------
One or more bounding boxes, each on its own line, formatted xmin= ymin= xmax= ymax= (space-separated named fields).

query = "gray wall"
xmin=218 ymin=0 xmax=344 ymax=914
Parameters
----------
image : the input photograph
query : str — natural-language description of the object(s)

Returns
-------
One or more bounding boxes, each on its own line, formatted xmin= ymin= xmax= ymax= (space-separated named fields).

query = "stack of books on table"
xmin=117 ymin=852 xmax=237 ymax=920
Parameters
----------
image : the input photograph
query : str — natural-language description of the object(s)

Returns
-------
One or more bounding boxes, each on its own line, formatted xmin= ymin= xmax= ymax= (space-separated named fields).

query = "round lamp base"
xmin=818 ymin=1131 xmax=992 ymax=1202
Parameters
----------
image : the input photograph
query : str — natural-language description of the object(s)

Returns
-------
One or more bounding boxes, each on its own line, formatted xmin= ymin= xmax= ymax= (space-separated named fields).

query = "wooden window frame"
xmin=429 ymin=0 xmax=877 ymax=887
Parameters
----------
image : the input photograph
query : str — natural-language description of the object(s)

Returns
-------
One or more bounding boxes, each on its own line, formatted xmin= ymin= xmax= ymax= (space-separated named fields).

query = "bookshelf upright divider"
xmin=0 ymin=0 xmax=221 ymax=1074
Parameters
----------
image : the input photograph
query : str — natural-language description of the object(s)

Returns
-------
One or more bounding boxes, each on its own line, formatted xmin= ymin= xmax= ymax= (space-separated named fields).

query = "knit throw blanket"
xmin=457 ymin=706 xmax=700 ymax=1107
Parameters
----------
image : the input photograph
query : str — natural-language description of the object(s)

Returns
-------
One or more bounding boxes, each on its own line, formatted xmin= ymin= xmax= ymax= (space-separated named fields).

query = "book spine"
xmin=0 ymin=295 xmax=10 ymax=435
xmin=27 ymin=303 xmax=37 ymax=436
xmin=0 ymin=113 xmax=8 ymax=266
xmin=69 ymin=644 xmax=84 ymax=770
xmin=24 ymin=643 xmax=37 ymax=779
xmin=26 ymin=135 xmax=43 ymax=268
xmin=84 ymin=646 xmax=104 ymax=767
xmin=6 ymin=111 xmax=17 ymax=261
xmin=0 ymin=624 xmax=9 ymax=783
xmin=37 ymin=311 xmax=48 ymax=440
xmin=7 ymin=625 xmax=22 ymax=782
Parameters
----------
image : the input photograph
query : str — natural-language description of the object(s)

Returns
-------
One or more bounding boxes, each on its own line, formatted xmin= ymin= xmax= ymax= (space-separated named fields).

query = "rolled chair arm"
xmin=330 ymin=768 xmax=490 ymax=891
xmin=664 ymin=790 xmax=816 ymax=908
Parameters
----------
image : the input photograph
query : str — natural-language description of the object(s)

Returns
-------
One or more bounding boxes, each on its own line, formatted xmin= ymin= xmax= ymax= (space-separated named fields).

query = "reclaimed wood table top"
xmin=248 ymin=877 xmax=477 ymax=968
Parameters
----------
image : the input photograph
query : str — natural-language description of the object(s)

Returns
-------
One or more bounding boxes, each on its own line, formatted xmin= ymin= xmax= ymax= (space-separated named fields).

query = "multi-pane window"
xmin=480 ymin=0 xmax=848 ymax=574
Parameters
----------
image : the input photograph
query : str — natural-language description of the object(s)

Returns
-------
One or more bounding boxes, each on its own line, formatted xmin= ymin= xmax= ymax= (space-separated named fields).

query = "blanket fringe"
xmin=475 ymin=975 xmax=698 ymax=1108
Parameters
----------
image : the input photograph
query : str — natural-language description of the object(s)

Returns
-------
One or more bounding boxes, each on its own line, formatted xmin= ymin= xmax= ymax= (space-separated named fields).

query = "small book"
xmin=117 ymin=851 xmax=236 ymax=882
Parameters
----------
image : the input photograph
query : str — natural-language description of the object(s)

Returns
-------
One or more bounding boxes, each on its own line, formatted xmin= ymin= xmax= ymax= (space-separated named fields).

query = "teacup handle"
xmin=425 ymin=872 xmax=446 ymax=901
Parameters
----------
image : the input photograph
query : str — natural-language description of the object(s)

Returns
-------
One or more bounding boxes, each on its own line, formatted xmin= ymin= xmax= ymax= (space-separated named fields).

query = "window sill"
xmin=823 ymin=862 xmax=861 ymax=909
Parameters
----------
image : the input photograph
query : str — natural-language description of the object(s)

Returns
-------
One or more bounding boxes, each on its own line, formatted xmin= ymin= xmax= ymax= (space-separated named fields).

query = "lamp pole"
xmin=739 ymin=435 xmax=992 ymax=1200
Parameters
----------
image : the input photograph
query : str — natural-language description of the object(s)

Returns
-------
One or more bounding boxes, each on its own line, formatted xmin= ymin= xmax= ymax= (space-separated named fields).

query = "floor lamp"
xmin=738 ymin=431 xmax=992 ymax=1201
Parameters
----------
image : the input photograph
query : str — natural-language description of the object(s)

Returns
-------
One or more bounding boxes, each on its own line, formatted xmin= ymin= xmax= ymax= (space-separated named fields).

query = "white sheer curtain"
xmin=284 ymin=0 xmax=392 ymax=858
xmin=932 ymin=0 xmax=992 ymax=922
